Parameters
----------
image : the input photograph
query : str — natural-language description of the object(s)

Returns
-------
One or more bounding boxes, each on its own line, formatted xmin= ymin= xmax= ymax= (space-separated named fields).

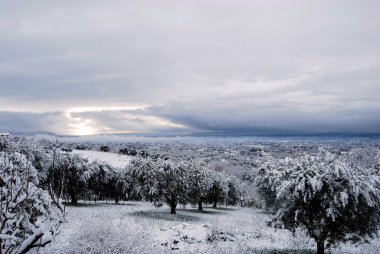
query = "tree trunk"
xmin=198 ymin=200 xmax=203 ymax=210
xmin=115 ymin=196 xmax=119 ymax=204
xmin=170 ymin=201 xmax=177 ymax=214
xmin=71 ymin=196 xmax=77 ymax=204
xmin=213 ymin=200 xmax=217 ymax=208
xmin=317 ymin=240 xmax=325 ymax=254
xmin=68 ymin=188 xmax=77 ymax=204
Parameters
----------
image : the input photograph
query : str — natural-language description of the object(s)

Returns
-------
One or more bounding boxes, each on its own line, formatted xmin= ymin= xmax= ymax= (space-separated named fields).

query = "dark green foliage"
xmin=100 ymin=145 xmax=110 ymax=152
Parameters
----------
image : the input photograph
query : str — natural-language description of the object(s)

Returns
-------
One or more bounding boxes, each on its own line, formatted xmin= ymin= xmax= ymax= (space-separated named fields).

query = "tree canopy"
xmin=256 ymin=150 xmax=380 ymax=254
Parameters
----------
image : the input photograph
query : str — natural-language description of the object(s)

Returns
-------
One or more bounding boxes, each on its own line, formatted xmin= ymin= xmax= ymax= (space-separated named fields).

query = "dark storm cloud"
xmin=143 ymin=100 xmax=380 ymax=135
xmin=0 ymin=0 xmax=380 ymax=134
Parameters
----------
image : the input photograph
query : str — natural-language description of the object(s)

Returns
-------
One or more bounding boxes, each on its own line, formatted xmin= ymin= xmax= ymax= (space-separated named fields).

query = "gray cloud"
xmin=143 ymin=100 xmax=380 ymax=135
xmin=0 ymin=0 xmax=379 ymax=134
xmin=0 ymin=111 xmax=70 ymax=134
xmin=69 ymin=110 xmax=192 ymax=134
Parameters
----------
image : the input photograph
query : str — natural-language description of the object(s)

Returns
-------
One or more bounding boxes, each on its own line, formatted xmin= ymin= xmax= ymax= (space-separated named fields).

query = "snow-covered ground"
xmin=34 ymin=202 xmax=380 ymax=254
xmin=71 ymin=150 xmax=132 ymax=168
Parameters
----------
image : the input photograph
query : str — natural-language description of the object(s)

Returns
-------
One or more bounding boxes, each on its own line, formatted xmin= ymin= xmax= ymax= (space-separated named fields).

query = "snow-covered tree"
xmin=85 ymin=162 xmax=109 ymax=202
xmin=130 ymin=158 xmax=188 ymax=214
xmin=226 ymin=176 xmax=240 ymax=206
xmin=0 ymin=135 xmax=11 ymax=152
xmin=206 ymin=170 xmax=229 ymax=208
xmin=186 ymin=160 xmax=212 ymax=210
xmin=101 ymin=166 xmax=130 ymax=204
xmin=255 ymin=159 xmax=281 ymax=211
xmin=345 ymin=147 xmax=380 ymax=169
xmin=1 ymin=151 xmax=63 ymax=254
xmin=47 ymin=152 xmax=90 ymax=204
xmin=12 ymin=138 xmax=53 ymax=186
xmin=256 ymin=150 xmax=380 ymax=254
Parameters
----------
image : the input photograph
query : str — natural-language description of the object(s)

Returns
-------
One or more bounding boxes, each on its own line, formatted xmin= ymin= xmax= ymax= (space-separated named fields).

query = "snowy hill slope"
xmin=71 ymin=150 xmax=132 ymax=168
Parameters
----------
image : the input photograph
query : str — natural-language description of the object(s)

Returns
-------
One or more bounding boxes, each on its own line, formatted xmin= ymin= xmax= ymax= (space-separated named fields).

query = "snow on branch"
xmin=1 ymin=151 xmax=63 ymax=254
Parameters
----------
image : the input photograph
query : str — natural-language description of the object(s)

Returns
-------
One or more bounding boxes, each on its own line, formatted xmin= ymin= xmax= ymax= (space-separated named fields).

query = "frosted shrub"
xmin=256 ymin=150 xmax=380 ymax=254
xmin=0 ymin=152 xmax=62 ymax=254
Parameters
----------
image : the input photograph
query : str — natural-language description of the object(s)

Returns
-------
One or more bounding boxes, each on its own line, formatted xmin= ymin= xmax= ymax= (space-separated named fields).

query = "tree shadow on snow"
xmin=111 ymin=202 xmax=139 ymax=206
xmin=63 ymin=201 xmax=139 ymax=207
xmin=248 ymin=248 xmax=314 ymax=254
xmin=205 ymin=206 xmax=236 ymax=211
xmin=181 ymin=208 xmax=224 ymax=215
xmin=63 ymin=202 xmax=103 ymax=207
xmin=130 ymin=210 xmax=200 ymax=222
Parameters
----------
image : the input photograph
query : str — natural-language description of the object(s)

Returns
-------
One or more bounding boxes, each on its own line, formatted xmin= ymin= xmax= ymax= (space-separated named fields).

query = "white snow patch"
xmin=71 ymin=150 xmax=132 ymax=169
xmin=154 ymin=223 xmax=210 ymax=251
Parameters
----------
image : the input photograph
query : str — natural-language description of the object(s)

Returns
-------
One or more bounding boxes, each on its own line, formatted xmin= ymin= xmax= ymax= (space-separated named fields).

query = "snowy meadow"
xmin=1 ymin=135 xmax=380 ymax=254
xmin=2 ymin=1 xmax=380 ymax=253
xmin=34 ymin=201 xmax=380 ymax=254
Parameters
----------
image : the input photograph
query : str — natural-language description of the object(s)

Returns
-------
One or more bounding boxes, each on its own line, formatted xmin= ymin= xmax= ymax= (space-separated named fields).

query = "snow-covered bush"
xmin=0 ymin=151 xmax=63 ymax=254
xmin=256 ymin=150 xmax=380 ymax=254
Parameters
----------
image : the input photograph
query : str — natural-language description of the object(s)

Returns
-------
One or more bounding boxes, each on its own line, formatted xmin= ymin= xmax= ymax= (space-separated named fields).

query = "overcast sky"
xmin=1 ymin=0 xmax=380 ymax=136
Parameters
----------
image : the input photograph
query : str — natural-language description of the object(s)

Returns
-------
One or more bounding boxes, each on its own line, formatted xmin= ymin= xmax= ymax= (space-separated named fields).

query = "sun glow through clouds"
xmin=64 ymin=105 xmax=148 ymax=136
xmin=65 ymin=111 xmax=96 ymax=136
xmin=71 ymin=121 xmax=96 ymax=136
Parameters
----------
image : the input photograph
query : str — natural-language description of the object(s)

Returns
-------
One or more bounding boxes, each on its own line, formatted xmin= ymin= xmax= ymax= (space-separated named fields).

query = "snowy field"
xmin=34 ymin=202 xmax=380 ymax=254
xmin=71 ymin=150 xmax=132 ymax=168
